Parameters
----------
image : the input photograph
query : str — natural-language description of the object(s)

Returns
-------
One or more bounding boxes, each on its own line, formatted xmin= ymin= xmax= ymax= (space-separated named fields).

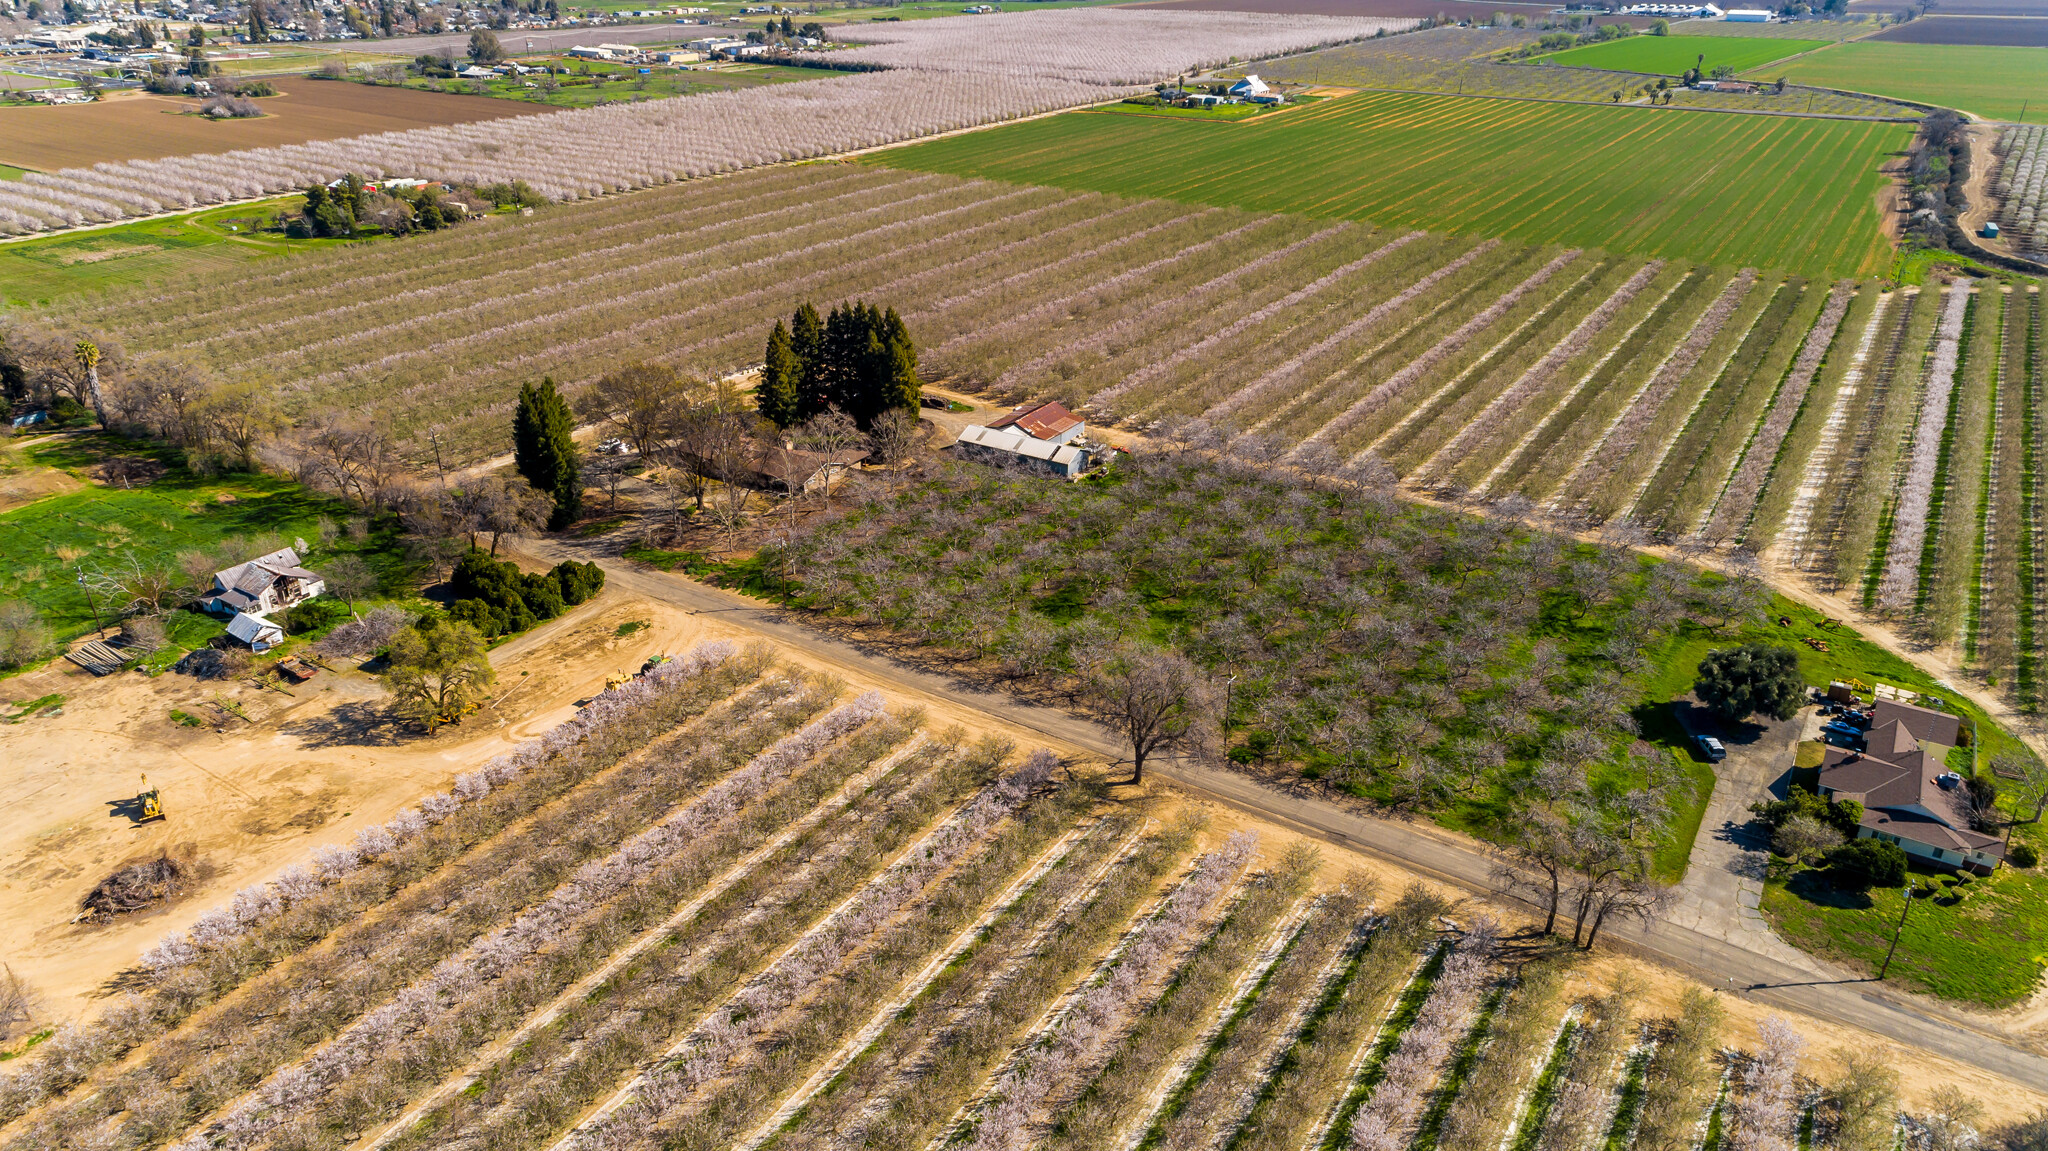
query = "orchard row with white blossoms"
xmin=175 ymin=687 xmax=888 ymax=1151
xmin=136 ymin=641 xmax=738 ymax=976
xmin=830 ymin=9 xmax=1413 ymax=85
xmin=0 ymin=10 xmax=1401 ymax=235
xmin=1993 ymin=123 xmax=2048 ymax=255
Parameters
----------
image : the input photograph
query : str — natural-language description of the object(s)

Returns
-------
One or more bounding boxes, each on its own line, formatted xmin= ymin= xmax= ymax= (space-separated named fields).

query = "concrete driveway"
xmin=1665 ymin=699 xmax=1829 ymax=975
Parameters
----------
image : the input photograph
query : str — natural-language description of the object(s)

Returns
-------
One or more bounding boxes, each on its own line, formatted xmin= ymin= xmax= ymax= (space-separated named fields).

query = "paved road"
xmin=349 ymin=22 xmax=705 ymax=58
xmin=533 ymin=540 xmax=2048 ymax=1086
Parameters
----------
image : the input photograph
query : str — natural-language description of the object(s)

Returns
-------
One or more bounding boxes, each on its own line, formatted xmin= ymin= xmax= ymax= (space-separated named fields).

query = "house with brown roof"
xmin=1870 ymin=697 xmax=1962 ymax=747
xmin=987 ymin=400 xmax=1085 ymax=446
xmin=1817 ymin=715 xmax=2004 ymax=875
xmin=726 ymin=442 xmax=870 ymax=494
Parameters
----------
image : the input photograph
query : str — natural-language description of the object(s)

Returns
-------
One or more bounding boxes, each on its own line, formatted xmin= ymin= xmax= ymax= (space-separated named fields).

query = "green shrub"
xmin=1751 ymin=785 xmax=1862 ymax=839
xmin=1824 ymin=837 xmax=1908 ymax=890
xmin=445 ymin=550 xmax=603 ymax=638
xmin=2009 ymin=842 xmax=2038 ymax=868
xmin=280 ymin=598 xmax=349 ymax=636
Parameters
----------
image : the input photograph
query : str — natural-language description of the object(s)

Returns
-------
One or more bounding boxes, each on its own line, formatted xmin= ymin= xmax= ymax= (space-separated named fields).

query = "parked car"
xmin=1695 ymin=734 xmax=1726 ymax=762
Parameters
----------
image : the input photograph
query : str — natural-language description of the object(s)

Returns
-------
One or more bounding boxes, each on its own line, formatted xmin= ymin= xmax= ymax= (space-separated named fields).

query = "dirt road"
xmin=522 ymin=537 xmax=2048 ymax=1087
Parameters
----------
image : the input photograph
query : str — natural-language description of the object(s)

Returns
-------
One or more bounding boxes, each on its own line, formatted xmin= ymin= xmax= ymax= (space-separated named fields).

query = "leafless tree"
xmin=865 ymin=407 xmax=923 ymax=466
xmin=0 ymin=966 xmax=35 ymax=1043
xmin=585 ymin=452 xmax=633 ymax=509
xmin=91 ymin=552 xmax=186 ymax=617
xmin=1086 ymin=646 xmax=1212 ymax=786
xmin=441 ymin=475 xmax=549 ymax=555
xmin=1994 ymin=753 xmax=2048 ymax=824
xmin=200 ymin=380 xmax=284 ymax=470
xmin=320 ymin=555 xmax=378 ymax=614
xmin=581 ymin=361 xmax=684 ymax=459
xmin=1491 ymin=808 xmax=1574 ymax=935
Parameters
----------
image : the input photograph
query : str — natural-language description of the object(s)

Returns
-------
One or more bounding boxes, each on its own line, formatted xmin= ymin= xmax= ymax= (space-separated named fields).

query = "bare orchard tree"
xmin=656 ymin=396 xmax=753 ymax=512
xmin=1490 ymin=807 xmax=1576 ymax=936
xmin=114 ymin=355 xmax=216 ymax=446
xmin=1086 ymin=646 xmax=1212 ymax=786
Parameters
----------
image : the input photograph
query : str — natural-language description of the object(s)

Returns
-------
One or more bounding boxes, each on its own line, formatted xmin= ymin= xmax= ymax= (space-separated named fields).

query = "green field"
xmin=876 ymin=90 xmax=1908 ymax=277
xmin=0 ymin=434 xmax=412 ymax=647
xmin=1539 ymin=34 xmax=1829 ymax=75
xmin=0 ymin=198 xmax=414 ymax=307
xmin=1755 ymin=41 xmax=2048 ymax=122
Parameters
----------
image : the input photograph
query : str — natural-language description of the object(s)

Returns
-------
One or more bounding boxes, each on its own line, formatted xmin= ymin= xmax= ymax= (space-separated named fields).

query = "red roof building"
xmin=987 ymin=400 xmax=1085 ymax=446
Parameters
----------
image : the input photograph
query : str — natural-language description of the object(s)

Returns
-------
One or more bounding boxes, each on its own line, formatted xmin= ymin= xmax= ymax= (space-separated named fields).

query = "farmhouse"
xmin=951 ymin=424 xmax=1092 ymax=477
xmin=1228 ymin=74 xmax=1269 ymax=97
xmin=986 ymin=399 xmax=1085 ymax=445
xmin=201 ymin=546 xmax=325 ymax=619
xmin=1816 ymin=706 xmax=2004 ymax=875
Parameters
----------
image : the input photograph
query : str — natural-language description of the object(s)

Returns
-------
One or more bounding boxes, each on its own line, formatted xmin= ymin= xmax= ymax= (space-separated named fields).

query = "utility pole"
xmin=1878 ymin=879 xmax=1919 ymax=979
xmin=76 ymin=565 xmax=100 ymax=636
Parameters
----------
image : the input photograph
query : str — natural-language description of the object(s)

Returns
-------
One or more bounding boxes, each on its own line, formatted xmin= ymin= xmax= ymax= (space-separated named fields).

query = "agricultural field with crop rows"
xmin=1250 ymin=28 xmax=1920 ymax=117
xmin=1533 ymin=33 xmax=1829 ymax=75
xmin=0 ymin=639 xmax=1804 ymax=1151
xmin=1753 ymin=40 xmax=2048 ymax=123
xmin=0 ymin=9 xmax=1394 ymax=234
xmin=876 ymin=91 xmax=1909 ymax=277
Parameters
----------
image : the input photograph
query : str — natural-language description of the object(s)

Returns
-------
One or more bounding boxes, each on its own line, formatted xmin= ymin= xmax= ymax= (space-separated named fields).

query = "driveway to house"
xmin=522 ymin=538 xmax=2048 ymax=1085
xmin=1665 ymin=700 xmax=1828 ymax=974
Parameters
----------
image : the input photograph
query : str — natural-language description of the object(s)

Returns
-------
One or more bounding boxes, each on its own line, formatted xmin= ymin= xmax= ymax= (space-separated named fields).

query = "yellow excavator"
xmin=135 ymin=775 xmax=165 ymax=824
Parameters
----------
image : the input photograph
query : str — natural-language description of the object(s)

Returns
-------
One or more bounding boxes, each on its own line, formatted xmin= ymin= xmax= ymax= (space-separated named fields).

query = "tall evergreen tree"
xmin=880 ymin=306 xmax=921 ymax=417
xmin=758 ymin=319 xmax=801 ymax=428
xmin=790 ymin=302 xmax=826 ymax=421
xmin=513 ymin=376 xmax=581 ymax=530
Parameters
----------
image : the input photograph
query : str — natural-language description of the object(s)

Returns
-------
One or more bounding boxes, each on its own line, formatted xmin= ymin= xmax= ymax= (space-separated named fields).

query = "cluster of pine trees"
xmin=513 ymin=377 xmax=581 ymax=529
xmin=757 ymin=301 xmax=921 ymax=431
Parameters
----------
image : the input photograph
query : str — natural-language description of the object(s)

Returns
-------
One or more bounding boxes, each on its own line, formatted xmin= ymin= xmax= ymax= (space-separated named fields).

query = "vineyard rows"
xmin=0 ymin=643 xmax=1809 ymax=1151
xmin=0 ymin=9 xmax=1392 ymax=235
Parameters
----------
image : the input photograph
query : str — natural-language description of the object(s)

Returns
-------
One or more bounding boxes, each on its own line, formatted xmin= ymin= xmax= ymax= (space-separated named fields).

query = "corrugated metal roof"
xmin=986 ymin=401 xmax=1082 ymax=441
xmin=955 ymin=424 xmax=1086 ymax=467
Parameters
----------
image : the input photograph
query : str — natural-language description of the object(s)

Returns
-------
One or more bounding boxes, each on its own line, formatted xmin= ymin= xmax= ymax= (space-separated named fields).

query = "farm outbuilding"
xmin=951 ymin=424 xmax=1091 ymax=477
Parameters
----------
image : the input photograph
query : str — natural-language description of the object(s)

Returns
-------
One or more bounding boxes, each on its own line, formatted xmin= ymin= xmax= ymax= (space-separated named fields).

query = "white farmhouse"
xmin=1227 ymin=74 xmax=1268 ymax=97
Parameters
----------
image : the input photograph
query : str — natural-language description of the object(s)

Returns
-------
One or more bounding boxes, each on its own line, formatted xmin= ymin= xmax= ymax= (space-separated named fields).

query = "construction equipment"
xmin=135 ymin=775 xmax=165 ymax=824
xmin=605 ymin=671 xmax=632 ymax=692
xmin=639 ymin=654 xmax=671 ymax=676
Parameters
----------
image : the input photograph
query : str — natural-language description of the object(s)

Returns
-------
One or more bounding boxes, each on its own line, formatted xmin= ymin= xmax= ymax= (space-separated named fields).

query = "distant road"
xmin=530 ymin=538 xmax=2048 ymax=1089
xmin=327 ymin=22 xmax=705 ymax=58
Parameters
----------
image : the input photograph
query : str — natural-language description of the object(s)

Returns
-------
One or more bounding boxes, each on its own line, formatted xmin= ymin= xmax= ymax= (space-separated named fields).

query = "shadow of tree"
xmin=281 ymin=700 xmax=413 ymax=749
xmin=1782 ymin=865 xmax=1874 ymax=911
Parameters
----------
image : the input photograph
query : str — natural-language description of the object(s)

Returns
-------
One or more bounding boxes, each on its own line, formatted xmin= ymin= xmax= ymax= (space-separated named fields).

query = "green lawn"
xmin=0 ymin=434 xmax=414 ymax=646
xmin=1761 ymin=864 xmax=2048 ymax=1006
xmin=1538 ymin=34 xmax=1829 ymax=76
xmin=0 ymin=164 xmax=29 ymax=181
xmin=1754 ymin=41 xmax=2048 ymax=122
xmin=874 ymin=90 xmax=1908 ymax=278
xmin=1643 ymin=592 xmax=2036 ymax=777
xmin=0 ymin=198 xmax=410 ymax=307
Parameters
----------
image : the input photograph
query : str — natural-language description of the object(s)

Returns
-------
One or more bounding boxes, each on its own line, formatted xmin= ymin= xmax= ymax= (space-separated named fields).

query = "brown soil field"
xmin=1118 ymin=0 xmax=1552 ymax=17
xmin=0 ymin=79 xmax=546 ymax=172
xmin=1873 ymin=14 xmax=2048 ymax=42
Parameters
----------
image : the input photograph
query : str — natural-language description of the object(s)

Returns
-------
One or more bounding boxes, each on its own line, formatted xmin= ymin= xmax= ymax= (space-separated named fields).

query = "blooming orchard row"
xmin=1993 ymin=124 xmax=2048 ymax=257
xmin=832 ymin=9 xmax=1409 ymax=84
xmin=0 ymin=10 xmax=1392 ymax=233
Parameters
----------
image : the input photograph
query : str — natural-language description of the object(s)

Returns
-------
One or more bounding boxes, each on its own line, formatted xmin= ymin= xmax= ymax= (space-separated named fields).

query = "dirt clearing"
xmin=0 ymin=80 xmax=545 ymax=172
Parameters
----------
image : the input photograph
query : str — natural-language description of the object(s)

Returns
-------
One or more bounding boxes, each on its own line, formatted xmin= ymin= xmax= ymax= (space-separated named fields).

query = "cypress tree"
xmin=513 ymin=376 xmax=581 ymax=530
xmin=758 ymin=318 xmax=800 ymax=428
xmin=791 ymin=302 xmax=826 ymax=421
xmin=881 ymin=307 xmax=922 ymax=418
